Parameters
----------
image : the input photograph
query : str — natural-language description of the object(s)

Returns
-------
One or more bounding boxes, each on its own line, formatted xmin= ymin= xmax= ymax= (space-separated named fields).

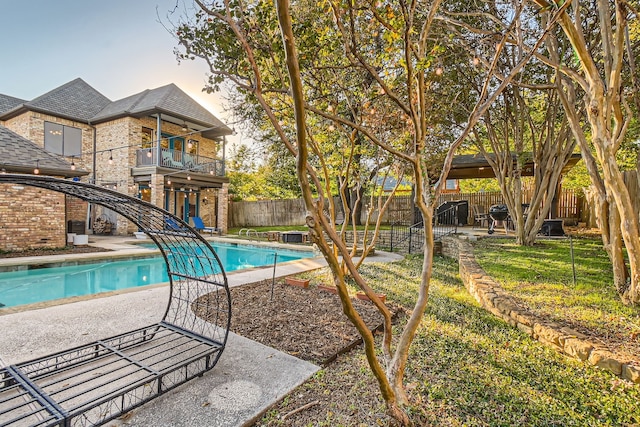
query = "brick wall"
xmin=2 ymin=112 xmax=228 ymax=240
xmin=4 ymin=112 xmax=94 ymax=172
xmin=217 ymin=183 xmax=228 ymax=234
xmin=65 ymin=195 xmax=88 ymax=234
xmin=0 ymin=184 xmax=66 ymax=251
xmin=199 ymin=188 xmax=218 ymax=228
xmin=95 ymin=118 xmax=137 ymax=188
xmin=3 ymin=115 xmax=31 ymax=139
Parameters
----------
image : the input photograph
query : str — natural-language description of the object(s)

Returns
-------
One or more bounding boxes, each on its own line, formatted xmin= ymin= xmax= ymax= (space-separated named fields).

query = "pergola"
xmin=447 ymin=153 xmax=582 ymax=180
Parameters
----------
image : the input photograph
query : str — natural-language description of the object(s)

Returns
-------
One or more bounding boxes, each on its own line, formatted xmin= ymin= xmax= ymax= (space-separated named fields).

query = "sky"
xmin=0 ymin=0 xmax=240 ymax=143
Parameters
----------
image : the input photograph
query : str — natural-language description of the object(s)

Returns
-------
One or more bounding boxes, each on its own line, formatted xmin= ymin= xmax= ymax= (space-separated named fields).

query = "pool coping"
xmin=0 ymin=237 xmax=318 ymax=272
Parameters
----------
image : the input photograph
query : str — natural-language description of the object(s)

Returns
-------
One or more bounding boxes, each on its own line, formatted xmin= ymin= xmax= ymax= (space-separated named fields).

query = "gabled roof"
xmin=0 ymin=94 xmax=26 ymax=115
xmin=0 ymin=125 xmax=87 ymax=177
xmin=91 ymin=83 xmax=232 ymax=138
xmin=0 ymin=79 xmax=231 ymax=139
xmin=0 ymin=78 xmax=112 ymax=123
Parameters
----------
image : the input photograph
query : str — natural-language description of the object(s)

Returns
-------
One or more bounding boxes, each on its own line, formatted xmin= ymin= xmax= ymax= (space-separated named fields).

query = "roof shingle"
xmin=1 ymin=79 xmax=231 ymax=137
xmin=0 ymin=94 xmax=26 ymax=115
xmin=91 ymin=83 xmax=232 ymax=136
xmin=25 ymin=78 xmax=112 ymax=122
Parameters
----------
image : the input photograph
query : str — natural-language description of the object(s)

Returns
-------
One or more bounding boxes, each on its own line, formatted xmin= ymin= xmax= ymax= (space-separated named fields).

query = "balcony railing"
xmin=136 ymin=148 xmax=225 ymax=176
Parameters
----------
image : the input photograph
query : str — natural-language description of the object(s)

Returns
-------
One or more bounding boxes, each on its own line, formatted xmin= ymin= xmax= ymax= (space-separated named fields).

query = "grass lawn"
xmin=473 ymin=237 xmax=640 ymax=357
xmin=258 ymin=254 xmax=640 ymax=426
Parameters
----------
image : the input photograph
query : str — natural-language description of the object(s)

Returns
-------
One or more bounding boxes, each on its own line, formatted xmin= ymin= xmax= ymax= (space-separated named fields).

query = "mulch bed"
xmin=223 ymin=280 xmax=399 ymax=366
xmin=0 ymin=246 xmax=111 ymax=259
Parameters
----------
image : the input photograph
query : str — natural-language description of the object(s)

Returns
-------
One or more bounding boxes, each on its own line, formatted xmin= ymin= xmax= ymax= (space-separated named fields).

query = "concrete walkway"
xmin=0 ymin=236 xmax=402 ymax=427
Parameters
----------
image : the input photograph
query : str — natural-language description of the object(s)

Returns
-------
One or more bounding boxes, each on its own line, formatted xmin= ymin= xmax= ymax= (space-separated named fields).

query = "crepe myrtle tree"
xmin=437 ymin=1 xmax=579 ymax=247
xmin=173 ymin=0 xmax=575 ymax=423
xmin=472 ymin=86 xmax=576 ymax=246
xmin=271 ymin=0 xmax=568 ymax=423
xmin=531 ymin=0 xmax=640 ymax=304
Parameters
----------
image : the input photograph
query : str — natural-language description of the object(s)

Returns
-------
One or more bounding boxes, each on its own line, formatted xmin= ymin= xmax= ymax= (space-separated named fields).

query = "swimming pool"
xmin=0 ymin=242 xmax=314 ymax=309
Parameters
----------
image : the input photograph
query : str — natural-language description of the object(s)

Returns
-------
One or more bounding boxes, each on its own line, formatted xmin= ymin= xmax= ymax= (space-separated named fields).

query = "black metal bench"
xmin=0 ymin=175 xmax=231 ymax=427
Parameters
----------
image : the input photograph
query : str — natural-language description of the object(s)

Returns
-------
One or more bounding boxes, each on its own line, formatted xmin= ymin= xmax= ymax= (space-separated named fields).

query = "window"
xmin=444 ymin=179 xmax=459 ymax=192
xmin=187 ymin=139 xmax=198 ymax=155
xmin=141 ymin=127 xmax=154 ymax=149
xmin=139 ymin=185 xmax=151 ymax=202
xmin=44 ymin=122 xmax=82 ymax=156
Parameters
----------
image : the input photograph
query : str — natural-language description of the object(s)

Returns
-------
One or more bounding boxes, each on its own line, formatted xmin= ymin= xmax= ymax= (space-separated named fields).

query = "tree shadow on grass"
xmin=362 ymin=255 xmax=640 ymax=426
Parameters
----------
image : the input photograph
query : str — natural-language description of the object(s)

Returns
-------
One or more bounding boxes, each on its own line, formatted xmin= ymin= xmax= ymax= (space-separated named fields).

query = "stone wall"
xmin=0 ymin=184 xmax=66 ymax=250
xmin=441 ymin=236 xmax=640 ymax=384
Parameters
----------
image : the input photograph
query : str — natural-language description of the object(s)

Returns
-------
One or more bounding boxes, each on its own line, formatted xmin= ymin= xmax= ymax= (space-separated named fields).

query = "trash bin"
xmin=436 ymin=201 xmax=468 ymax=226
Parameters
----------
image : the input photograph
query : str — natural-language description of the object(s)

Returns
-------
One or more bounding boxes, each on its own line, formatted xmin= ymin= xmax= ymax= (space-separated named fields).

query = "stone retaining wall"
xmin=441 ymin=236 xmax=640 ymax=384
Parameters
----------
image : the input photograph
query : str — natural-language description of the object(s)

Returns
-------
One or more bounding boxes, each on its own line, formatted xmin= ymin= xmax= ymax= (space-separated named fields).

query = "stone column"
xmin=217 ymin=183 xmax=229 ymax=234
xmin=151 ymin=174 xmax=165 ymax=208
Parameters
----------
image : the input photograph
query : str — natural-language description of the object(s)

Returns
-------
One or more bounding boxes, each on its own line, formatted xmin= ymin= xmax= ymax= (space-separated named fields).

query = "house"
xmin=0 ymin=78 xmax=232 ymax=250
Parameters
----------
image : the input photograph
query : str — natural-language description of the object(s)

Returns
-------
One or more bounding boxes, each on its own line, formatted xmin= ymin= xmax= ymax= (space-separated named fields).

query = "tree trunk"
xmin=607 ymin=200 xmax=629 ymax=296
xmin=585 ymin=184 xmax=629 ymax=296
xmin=350 ymin=185 xmax=363 ymax=226
xmin=598 ymin=154 xmax=639 ymax=303
xmin=275 ymin=2 xmax=411 ymax=424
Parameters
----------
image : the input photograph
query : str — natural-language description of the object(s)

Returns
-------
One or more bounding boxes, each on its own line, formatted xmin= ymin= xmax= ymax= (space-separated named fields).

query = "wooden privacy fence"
xmin=438 ymin=189 xmax=583 ymax=224
xmin=229 ymin=198 xmax=308 ymax=227
xmin=229 ymin=189 xmax=584 ymax=228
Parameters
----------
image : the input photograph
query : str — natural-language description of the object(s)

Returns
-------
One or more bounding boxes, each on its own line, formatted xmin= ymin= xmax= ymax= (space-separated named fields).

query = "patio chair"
xmin=472 ymin=205 xmax=490 ymax=230
xmin=191 ymin=216 xmax=221 ymax=235
xmin=161 ymin=150 xmax=184 ymax=169
xmin=183 ymin=153 xmax=197 ymax=170
xmin=165 ymin=216 xmax=184 ymax=231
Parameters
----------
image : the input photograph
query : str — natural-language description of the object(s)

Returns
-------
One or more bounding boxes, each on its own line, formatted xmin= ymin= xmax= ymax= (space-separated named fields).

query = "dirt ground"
xmin=0 ymin=246 xmax=110 ymax=258
xmin=226 ymin=280 xmax=398 ymax=366
xmin=224 ymin=279 xmax=400 ymax=426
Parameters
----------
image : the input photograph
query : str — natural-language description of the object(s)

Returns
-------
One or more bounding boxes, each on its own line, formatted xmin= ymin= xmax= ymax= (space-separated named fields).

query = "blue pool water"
xmin=0 ymin=243 xmax=314 ymax=308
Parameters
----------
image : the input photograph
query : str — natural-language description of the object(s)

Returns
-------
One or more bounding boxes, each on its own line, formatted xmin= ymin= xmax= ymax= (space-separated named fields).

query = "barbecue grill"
xmin=488 ymin=204 xmax=509 ymax=234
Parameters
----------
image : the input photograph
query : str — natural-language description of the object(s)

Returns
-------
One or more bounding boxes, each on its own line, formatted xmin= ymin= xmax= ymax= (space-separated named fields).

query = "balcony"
xmin=136 ymin=148 xmax=225 ymax=176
